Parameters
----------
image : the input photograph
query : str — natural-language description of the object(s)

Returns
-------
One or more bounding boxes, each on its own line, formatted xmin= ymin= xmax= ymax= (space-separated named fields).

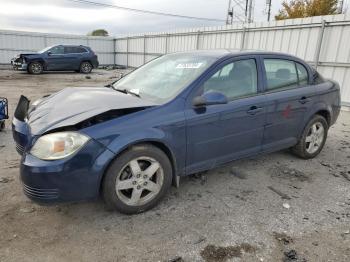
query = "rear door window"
xmin=264 ymin=59 xmax=298 ymax=91
xmin=263 ymin=59 xmax=310 ymax=91
xmin=64 ymin=46 xmax=87 ymax=54
xmin=64 ymin=46 xmax=75 ymax=54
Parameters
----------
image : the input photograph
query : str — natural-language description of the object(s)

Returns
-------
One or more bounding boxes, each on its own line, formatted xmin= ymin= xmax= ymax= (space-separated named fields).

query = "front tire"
xmin=292 ymin=115 xmax=328 ymax=159
xmin=80 ymin=61 xmax=92 ymax=74
xmin=28 ymin=62 xmax=43 ymax=74
xmin=102 ymin=144 xmax=172 ymax=214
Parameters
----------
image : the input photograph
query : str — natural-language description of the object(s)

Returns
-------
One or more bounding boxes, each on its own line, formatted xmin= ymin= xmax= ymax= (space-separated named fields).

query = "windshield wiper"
xmin=113 ymin=88 xmax=140 ymax=98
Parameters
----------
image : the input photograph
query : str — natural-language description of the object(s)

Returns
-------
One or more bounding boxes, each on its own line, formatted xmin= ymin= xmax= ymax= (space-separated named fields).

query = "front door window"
xmin=203 ymin=59 xmax=258 ymax=100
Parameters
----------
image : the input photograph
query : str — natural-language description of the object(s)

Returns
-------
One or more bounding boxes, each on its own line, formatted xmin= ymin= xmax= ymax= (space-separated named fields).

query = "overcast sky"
xmin=0 ymin=0 xmax=348 ymax=36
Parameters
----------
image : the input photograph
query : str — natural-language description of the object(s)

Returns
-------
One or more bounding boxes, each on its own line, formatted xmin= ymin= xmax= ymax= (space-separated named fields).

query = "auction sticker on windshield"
xmin=176 ymin=62 xmax=203 ymax=69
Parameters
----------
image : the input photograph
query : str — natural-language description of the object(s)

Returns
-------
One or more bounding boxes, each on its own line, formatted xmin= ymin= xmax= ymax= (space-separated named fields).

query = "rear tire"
xmin=28 ymin=62 xmax=43 ymax=74
xmin=80 ymin=61 xmax=92 ymax=74
xmin=292 ymin=115 xmax=328 ymax=159
xmin=0 ymin=121 xmax=5 ymax=131
xmin=102 ymin=144 xmax=172 ymax=214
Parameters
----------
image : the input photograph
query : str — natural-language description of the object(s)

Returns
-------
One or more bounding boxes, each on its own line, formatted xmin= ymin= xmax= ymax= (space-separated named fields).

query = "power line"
xmin=66 ymin=0 xmax=226 ymax=22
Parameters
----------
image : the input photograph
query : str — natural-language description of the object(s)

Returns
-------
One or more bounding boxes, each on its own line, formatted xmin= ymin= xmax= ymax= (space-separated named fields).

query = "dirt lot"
xmin=0 ymin=69 xmax=349 ymax=262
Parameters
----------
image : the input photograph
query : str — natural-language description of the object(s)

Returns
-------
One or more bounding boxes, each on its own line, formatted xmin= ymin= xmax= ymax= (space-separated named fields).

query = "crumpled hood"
xmin=27 ymin=87 xmax=156 ymax=135
xmin=20 ymin=53 xmax=37 ymax=56
xmin=12 ymin=53 xmax=38 ymax=62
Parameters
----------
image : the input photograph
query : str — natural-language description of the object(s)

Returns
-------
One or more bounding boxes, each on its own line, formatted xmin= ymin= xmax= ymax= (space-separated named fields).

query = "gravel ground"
xmin=0 ymin=69 xmax=349 ymax=262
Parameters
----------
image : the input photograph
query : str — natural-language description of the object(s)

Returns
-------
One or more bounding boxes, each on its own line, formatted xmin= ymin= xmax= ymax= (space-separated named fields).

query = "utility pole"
xmin=245 ymin=0 xmax=249 ymax=20
xmin=247 ymin=0 xmax=254 ymax=23
xmin=226 ymin=0 xmax=233 ymax=25
xmin=338 ymin=0 xmax=344 ymax=14
xmin=267 ymin=0 xmax=272 ymax=22
xmin=226 ymin=0 xmax=253 ymax=24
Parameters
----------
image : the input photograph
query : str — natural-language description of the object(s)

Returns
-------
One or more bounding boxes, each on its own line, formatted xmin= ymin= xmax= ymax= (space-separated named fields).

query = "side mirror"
xmin=192 ymin=91 xmax=228 ymax=107
xmin=47 ymin=51 xmax=52 ymax=56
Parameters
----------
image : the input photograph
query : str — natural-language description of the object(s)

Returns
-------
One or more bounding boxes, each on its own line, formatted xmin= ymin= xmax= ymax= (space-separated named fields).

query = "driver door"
xmin=46 ymin=45 xmax=66 ymax=70
xmin=185 ymin=56 xmax=267 ymax=174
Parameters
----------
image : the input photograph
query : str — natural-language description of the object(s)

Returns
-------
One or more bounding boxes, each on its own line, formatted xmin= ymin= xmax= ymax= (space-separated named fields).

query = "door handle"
xmin=247 ymin=106 xmax=263 ymax=115
xmin=299 ymin=97 xmax=311 ymax=104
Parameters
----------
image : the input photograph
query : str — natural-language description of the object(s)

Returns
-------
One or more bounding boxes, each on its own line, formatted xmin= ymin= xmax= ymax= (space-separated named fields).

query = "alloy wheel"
xmin=31 ymin=63 xmax=42 ymax=74
xmin=81 ymin=62 xmax=92 ymax=73
xmin=305 ymin=122 xmax=325 ymax=154
xmin=115 ymin=157 xmax=164 ymax=206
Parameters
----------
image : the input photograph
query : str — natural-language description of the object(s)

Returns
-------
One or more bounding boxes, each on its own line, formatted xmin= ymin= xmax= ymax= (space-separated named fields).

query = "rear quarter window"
xmin=296 ymin=63 xmax=308 ymax=86
xmin=76 ymin=47 xmax=87 ymax=53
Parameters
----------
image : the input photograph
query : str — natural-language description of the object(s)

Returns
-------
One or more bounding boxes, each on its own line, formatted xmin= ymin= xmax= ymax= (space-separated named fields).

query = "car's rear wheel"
xmin=102 ymin=144 xmax=172 ymax=214
xmin=292 ymin=115 xmax=328 ymax=159
xmin=28 ymin=62 xmax=43 ymax=74
xmin=80 ymin=61 xmax=92 ymax=74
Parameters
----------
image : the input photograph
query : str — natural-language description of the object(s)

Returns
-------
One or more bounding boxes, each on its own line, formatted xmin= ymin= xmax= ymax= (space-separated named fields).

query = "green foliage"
xmin=275 ymin=0 xmax=339 ymax=20
xmin=88 ymin=29 xmax=109 ymax=37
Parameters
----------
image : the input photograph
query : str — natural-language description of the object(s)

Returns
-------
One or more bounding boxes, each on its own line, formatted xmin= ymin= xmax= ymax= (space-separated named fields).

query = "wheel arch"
xmin=27 ymin=58 xmax=46 ymax=70
xmin=80 ymin=60 xmax=93 ymax=66
xmin=298 ymin=103 xmax=332 ymax=138
xmin=99 ymin=139 xmax=178 ymax=195
xmin=315 ymin=109 xmax=331 ymax=126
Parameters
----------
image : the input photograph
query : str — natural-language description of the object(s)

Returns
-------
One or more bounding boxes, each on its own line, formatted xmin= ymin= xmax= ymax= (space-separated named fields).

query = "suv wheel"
xmin=292 ymin=115 xmax=328 ymax=159
xmin=28 ymin=62 xmax=43 ymax=74
xmin=80 ymin=61 xmax=92 ymax=74
xmin=102 ymin=144 xmax=172 ymax=214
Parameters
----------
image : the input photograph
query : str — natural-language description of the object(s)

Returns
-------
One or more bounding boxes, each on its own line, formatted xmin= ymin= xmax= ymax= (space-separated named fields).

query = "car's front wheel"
xmin=28 ymin=62 xmax=43 ymax=74
xmin=80 ymin=61 xmax=92 ymax=74
xmin=292 ymin=115 xmax=328 ymax=159
xmin=102 ymin=144 xmax=172 ymax=214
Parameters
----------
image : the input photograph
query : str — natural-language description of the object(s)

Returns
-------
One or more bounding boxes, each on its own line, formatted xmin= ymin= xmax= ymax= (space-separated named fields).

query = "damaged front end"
xmin=11 ymin=54 xmax=29 ymax=71
xmin=12 ymin=87 xmax=156 ymax=156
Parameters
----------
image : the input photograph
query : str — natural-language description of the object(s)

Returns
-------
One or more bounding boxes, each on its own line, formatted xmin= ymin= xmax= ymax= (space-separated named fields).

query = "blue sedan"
xmin=12 ymin=50 xmax=341 ymax=214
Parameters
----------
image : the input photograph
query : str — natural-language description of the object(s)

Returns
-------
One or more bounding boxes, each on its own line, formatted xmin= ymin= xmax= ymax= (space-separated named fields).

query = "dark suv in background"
xmin=11 ymin=45 xmax=99 ymax=74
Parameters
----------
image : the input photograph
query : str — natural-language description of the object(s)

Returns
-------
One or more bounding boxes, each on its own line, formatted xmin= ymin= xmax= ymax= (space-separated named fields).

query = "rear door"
xmin=185 ymin=56 xmax=267 ymax=174
xmin=63 ymin=46 xmax=82 ymax=70
xmin=261 ymin=56 xmax=316 ymax=152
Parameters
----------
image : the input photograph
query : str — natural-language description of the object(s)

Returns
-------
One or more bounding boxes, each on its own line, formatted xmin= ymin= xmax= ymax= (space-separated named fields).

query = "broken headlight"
xmin=30 ymin=132 xmax=89 ymax=160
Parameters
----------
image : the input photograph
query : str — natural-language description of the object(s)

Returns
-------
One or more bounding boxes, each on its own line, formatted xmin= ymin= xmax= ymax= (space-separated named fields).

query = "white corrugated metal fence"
xmin=115 ymin=14 xmax=350 ymax=106
xmin=0 ymin=14 xmax=349 ymax=105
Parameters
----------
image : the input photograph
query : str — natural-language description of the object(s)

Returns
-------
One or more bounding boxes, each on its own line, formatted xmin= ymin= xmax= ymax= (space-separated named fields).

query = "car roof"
xmin=55 ymin=44 xmax=88 ymax=48
xmin=171 ymin=49 xmax=302 ymax=60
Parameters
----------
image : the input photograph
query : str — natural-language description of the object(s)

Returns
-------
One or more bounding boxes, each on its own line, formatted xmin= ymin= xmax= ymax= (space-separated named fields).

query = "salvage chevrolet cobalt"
xmin=12 ymin=50 xmax=341 ymax=214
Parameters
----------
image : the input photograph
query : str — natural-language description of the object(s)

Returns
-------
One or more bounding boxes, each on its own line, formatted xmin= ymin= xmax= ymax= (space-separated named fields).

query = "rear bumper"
xmin=331 ymin=105 xmax=341 ymax=126
xmin=92 ymin=60 xmax=99 ymax=68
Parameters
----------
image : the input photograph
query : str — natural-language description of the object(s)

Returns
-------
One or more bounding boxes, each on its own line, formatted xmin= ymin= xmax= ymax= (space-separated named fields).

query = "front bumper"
xmin=20 ymin=140 xmax=115 ymax=203
xmin=12 ymin=97 xmax=116 ymax=203
xmin=11 ymin=59 xmax=27 ymax=71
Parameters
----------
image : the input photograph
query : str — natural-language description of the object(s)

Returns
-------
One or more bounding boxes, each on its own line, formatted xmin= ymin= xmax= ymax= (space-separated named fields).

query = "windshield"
xmin=112 ymin=53 xmax=217 ymax=103
xmin=37 ymin=46 xmax=54 ymax=54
